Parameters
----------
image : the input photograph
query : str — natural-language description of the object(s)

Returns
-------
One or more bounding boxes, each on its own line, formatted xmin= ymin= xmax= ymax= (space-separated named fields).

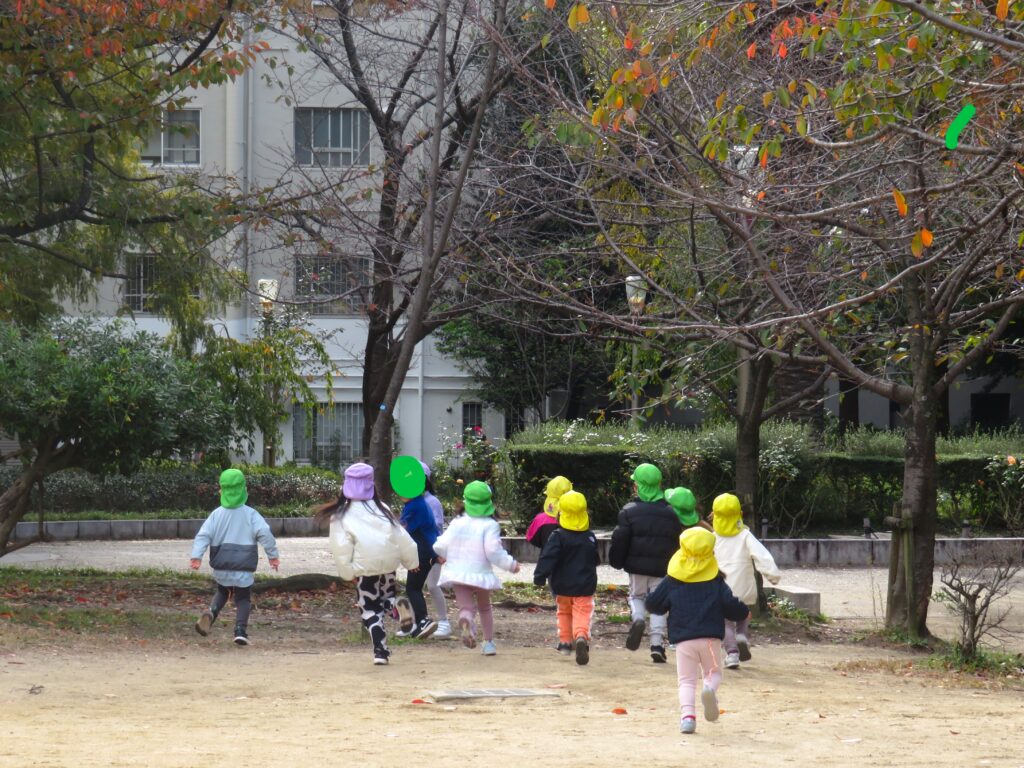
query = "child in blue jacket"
xmin=190 ymin=469 xmax=279 ymax=645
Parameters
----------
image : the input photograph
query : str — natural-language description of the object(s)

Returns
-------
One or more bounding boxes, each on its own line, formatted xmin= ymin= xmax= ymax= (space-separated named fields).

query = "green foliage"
xmin=927 ymin=647 xmax=1024 ymax=678
xmin=0 ymin=463 xmax=340 ymax=516
xmin=496 ymin=421 xmax=1024 ymax=533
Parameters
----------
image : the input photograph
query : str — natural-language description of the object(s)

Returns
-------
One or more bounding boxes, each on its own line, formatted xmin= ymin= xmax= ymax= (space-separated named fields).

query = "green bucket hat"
xmin=463 ymin=480 xmax=495 ymax=518
xmin=665 ymin=487 xmax=699 ymax=527
xmin=631 ymin=463 xmax=664 ymax=502
xmin=219 ymin=468 xmax=248 ymax=509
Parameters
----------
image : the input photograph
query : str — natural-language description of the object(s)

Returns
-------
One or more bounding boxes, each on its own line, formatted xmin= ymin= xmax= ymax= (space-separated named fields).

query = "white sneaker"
xmin=725 ymin=651 xmax=741 ymax=669
xmin=433 ymin=621 xmax=452 ymax=639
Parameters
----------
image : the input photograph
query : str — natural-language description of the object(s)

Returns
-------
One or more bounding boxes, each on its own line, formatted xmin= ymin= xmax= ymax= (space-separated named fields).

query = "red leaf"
xmin=778 ymin=42 xmax=788 ymax=58
xmin=747 ymin=42 xmax=756 ymax=59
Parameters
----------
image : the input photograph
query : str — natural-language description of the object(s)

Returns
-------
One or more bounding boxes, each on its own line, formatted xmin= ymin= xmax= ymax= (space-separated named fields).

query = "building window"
xmin=124 ymin=254 xmax=158 ymax=312
xmin=141 ymin=110 xmax=200 ymax=166
xmin=504 ymin=406 xmax=525 ymax=440
xmin=462 ymin=402 xmax=483 ymax=435
xmin=294 ymin=108 xmax=370 ymax=167
xmin=294 ymin=251 xmax=372 ymax=315
xmin=293 ymin=403 xmax=364 ymax=469
xmin=971 ymin=392 xmax=1011 ymax=431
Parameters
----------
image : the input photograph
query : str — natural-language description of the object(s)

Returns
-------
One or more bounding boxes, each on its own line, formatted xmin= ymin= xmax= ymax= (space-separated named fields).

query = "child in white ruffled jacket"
xmin=433 ymin=481 xmax=520 ymax=656
xmin=711 ymin=493 xmax=781 ymax=669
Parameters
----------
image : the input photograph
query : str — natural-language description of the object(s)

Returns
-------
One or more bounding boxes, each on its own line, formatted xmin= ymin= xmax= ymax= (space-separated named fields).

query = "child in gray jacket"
xmin=190 ymin=469 xmax=279 ymax=645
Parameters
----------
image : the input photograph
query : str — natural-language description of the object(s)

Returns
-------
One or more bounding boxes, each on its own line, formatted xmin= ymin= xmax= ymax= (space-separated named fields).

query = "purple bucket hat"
xmin=343 ymin=463 xmax=376 ymax=501
xmin=420 ymin=461 xmax=432 ymax=478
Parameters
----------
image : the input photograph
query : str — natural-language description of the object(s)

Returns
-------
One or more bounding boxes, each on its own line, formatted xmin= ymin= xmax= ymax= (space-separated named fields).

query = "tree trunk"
xmin=885 ymin=377 xmax=938 ymax=638
xmin=0 ymin=444 xmax=69 ymax=556
xmin=734 ymin=354 xmax=773 ymax=530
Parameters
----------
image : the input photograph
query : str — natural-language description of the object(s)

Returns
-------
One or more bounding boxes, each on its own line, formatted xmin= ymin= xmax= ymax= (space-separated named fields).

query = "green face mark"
xmin=389 ymin=455 xmax=426 ymax=498
xmin=945 ymin=104 xmax=976 ymax=150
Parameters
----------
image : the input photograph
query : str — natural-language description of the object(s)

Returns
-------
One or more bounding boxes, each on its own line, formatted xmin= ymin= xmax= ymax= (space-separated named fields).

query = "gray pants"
xmin=723 ymin=611 xmax=752 ymax=653
xmin=628 ymin=573 xmax=667 ymax=647
xmin=426 ymin=562 xmax=448 ymax=624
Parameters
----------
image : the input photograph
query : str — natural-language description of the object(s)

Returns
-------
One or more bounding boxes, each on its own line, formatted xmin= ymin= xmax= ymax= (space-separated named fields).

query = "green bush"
xmin=0 ymin=462 xmax=341 ymax=517
xmin=494 ymin=421 xmax=1022 ymax=534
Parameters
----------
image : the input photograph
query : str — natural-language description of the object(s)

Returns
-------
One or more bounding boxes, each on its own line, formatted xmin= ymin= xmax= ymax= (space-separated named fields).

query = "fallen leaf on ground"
xmin=611 ymin=707 xmax=627 ymax=715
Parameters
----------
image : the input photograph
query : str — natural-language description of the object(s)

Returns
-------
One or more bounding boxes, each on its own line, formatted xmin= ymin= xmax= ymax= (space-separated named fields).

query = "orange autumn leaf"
xmin=996 ymin=0 xmax=1009 ymax=21
xmin=545 ymin=0 xmax=555 ymax=9
xmin=860 ymin=270 xmax=869 ymax=281
xmin=756 ymin=190 xmax=766 ymax=201
xmin=893 ymin=188 xmax=908 ymax=218
xmin=907 ymin=35 xmax=919 ymax=51
xmin=778 ymin=42 xmax=788 ymax=58
xmin=920 ymin=228 xmax=934 ymax=247
xmin=759 ymin=148 xmax=768 ymax=169
xmin=576 ymin=4 xmax=590 ymax=23
xmin=747 ymin=42 xmax=756 ymax=59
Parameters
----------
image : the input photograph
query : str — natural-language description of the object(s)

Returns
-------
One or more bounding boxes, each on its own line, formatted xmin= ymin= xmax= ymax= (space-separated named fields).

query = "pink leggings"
xmin=452 ymin=584 xmax=495 ymax=642
xmin=675 ymin=638 xmax=723 ymax=719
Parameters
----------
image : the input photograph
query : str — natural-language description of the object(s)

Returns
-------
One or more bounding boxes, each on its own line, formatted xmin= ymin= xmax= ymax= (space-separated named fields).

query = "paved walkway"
xmin=4 ymin=539 xmax=1024 ymax=650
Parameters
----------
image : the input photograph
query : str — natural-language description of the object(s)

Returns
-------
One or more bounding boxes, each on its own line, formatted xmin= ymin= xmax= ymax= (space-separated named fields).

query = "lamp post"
xmin=625 ymin=275 xmax=647 ymax=430
xmin=256 ymin=279 xmax=280 ymax=466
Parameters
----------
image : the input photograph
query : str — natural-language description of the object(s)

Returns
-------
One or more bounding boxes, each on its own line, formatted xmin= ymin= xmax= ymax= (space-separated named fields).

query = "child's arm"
xmin=252 ymin=511 xmax=280 ymax=571
xmin=483 ymin=520 xmax=518 ymax=573
xmin=533 ymin=533 xmax=561 ymax=586
xmin=644 ymin=577 xmax=672 ymax=616
xmin=745 ymin=531 xmax=781 ymax=585
xmin=719 ymin=580 xmax=751 ymax=621
xmin=432 ymin=527 xmax=450 ymax=559
xmin=607 ymin=512 xmax=631 ymax=570
xmin=189 ymin=515 xmax=214 ymax=568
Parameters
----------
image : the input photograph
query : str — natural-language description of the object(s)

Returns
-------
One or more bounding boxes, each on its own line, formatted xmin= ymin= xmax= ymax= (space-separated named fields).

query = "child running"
xmin=191 ymin=468 xmax=280 ymax=646
xmin=533 ymin=490 xmax=599 ymax=665
xmin=396 ymin=478 xmax=440 ymax=640
xmin=711 ymin=493 xmax=782 ymax=669
xmin=433 ymin=481 xmax=520 ymax=656
xmin=525 ymin=475 xmax=572 ymax=550
xmin=318 ymin=462 xmax=419 ymax=666
xmin=420 ymin=461 xmax=451 ymax=638
xmin=665 ymin=487 xmax=713 ymax=532
xmin=646 ymin=527 xmax=750 ymax=734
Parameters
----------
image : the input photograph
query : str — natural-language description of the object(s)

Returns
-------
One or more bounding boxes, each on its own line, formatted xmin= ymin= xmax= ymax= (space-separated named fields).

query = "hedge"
xmin=497 ymin=444 xmax=1013 ymax=534
xmin=0 ymin=463 xmax=341 ymax=516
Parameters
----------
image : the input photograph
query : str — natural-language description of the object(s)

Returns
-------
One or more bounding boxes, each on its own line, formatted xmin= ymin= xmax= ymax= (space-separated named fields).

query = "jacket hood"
xmin=218 ymin=468 xmax=247 ymax=509
xmin=543 ymin=475 xmax=573 ymax=518
xmin=463 ymin=480 xmax=495 ymax=518
xmin=665 ymin=487 xmax=699 ymax=527
xmin=557 ymin=491 xmax=589 ymax=532
xmin=631 ymin=463 xmax=664 ymax=502
xmin=667 ymin=527 xmax=719 ymax=583
xmin=712 ymin=493 xmax=745 ymax=537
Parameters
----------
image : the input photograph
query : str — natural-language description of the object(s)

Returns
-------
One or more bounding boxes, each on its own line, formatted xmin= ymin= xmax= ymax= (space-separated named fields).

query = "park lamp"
xmin=625 ymin=275 xmax=647 ymax=317
xmin=257 ymin=278 xmax=280 ymax=314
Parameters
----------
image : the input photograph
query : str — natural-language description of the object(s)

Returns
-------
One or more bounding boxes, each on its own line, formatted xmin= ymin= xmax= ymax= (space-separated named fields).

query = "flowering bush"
xmin=984 ymin=455 xmax=1024 ymax=533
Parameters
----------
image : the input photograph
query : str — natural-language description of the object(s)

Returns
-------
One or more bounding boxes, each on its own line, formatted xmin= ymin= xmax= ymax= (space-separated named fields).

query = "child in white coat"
xmin=433 ymin=481 xmax=520 ymax=656
xmin=317 ymin=462 xmax=419 ymax=666
xmin=711 ymin=493 xmax=781 ymax=669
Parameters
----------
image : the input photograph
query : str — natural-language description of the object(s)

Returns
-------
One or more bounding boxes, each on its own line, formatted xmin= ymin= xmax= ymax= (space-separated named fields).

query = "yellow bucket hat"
xmin=557 ymin=491 xmax=589 ymax=532
xmin=712 ymin=493 xmax=745 ymax=537
xmin=667 ymin=527 xmax=720 ymax=583
xmin=543 ymin=475 xmax=573 ymax=518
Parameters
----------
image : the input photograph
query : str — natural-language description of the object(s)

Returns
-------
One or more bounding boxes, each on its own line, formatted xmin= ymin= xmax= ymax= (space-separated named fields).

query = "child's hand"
xmin=189 ymin=558 xmax=201 ymax=570
xmin=510 ymin=561 xmax=521 ymax=574
xmin=436 ymin=556 xmax=446 ymax=565
xmin=269 ymin=558 xmax=280 ymax=571
xmin=768 ymin=574 xmax=781 ymax=585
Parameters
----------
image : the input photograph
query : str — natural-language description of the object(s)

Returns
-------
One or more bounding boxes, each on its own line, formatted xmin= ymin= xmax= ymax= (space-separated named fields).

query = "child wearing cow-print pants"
xmin=318 ymin=463 xmax=420 ymax=665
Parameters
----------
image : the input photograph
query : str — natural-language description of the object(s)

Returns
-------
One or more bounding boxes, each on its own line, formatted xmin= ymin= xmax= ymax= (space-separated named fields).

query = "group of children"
xmin=188 ymin=461 xmax=780 ymax=734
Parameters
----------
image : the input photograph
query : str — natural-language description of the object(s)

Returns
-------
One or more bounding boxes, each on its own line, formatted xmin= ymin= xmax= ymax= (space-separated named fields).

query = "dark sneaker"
xmin=650 ymin=645 xmax=667 ymax=664
xmin=556 ymin=642 xmax=573 ymax=655
xmin=575 ymin=637 xmax=590 ymax=666
xmin=736 ymin=633 xmax=752 ymax=662
xmin=195 ymin=610 xmax=214 ymax=637
xmin=625 ymin=619 xmax=645 ymax=651
xmin=410 ymin=618 xmax=438 ymax=640
xmin=233 ymin=628 xmax=249 ymax=646
xmin=395 ymin=597 xmax=415 ymax=633
xmin=373 ymin=647 xmax=390 ymax=666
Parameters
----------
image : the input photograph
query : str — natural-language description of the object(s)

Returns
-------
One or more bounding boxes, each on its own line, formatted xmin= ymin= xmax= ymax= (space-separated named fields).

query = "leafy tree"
xmin=0 ymin=321 xmax=239 ymax=555
xmin=0 ymin=0 xmax=274 ymax=333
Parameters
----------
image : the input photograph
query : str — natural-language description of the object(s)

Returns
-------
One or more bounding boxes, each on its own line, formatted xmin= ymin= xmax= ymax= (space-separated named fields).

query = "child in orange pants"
xmin=533 ymin=491 xmax=600 ymax=665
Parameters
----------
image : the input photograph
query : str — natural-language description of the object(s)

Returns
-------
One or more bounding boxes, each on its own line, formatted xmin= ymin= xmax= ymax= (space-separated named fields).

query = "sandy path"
xmin=1 ymin=640 xmax=1022 ymax=768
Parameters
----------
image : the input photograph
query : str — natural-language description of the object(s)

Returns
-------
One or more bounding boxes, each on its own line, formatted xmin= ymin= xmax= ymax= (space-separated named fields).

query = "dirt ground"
xmin=1 ymin=573 xmax=1023 ymax=768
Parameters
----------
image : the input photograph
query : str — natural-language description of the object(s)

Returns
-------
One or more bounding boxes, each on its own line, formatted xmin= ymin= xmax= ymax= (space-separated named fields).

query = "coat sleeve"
xmin=190 ymin=513 xmax=215 ymax=560
xmin=745 ymin=531 xmax=781 ymax=584
xmin=397 ymin=524 xmax=420 ymax=571
xmin=644 ymin=577 xmax=672 ymax=616
xmin=432 ymin=527 xmax=451 ymax=559
xmin=253 ymin=511 xmax=279 ymax=561
xmin=607 ymin=508 xmax=631 ymax=570
xmin=330 ymin=518 xmax=355 ymax=581
xmin=533 ymin=532 xmax=561 ymax=586
xmin=483 ymin=520 xmax=516 ymax=572
xmin=719 ymin=579 xmax=751 ymax=622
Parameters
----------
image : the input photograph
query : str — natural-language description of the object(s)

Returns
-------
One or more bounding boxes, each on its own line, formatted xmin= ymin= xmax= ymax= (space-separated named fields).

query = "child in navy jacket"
xmin=398 ymin=492 xmax=440 ymax=639
xmin=534 ymin=491 xmax=599 ymax=666
xmin=646 ymin=527 xmax=749 ymax=735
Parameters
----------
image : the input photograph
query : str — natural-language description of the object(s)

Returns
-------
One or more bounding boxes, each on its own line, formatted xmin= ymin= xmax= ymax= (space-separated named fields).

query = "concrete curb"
xmin=11 ymin=520 xmax=1024 ymax=567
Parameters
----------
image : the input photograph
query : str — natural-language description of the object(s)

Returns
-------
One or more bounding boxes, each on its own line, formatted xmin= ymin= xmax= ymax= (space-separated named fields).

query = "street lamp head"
xmin=625 ymin=275 xmax=647 ymax=316
xmin=257 ymin=278 xmax=280 ymax=314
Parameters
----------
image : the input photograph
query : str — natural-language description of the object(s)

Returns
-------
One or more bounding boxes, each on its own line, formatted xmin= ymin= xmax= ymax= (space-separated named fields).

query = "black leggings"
xmin=405 ymin=561 xmax=432 ymax=622
xmin=210 ymin=584 xmax=252 ymax=630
